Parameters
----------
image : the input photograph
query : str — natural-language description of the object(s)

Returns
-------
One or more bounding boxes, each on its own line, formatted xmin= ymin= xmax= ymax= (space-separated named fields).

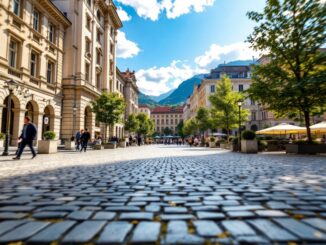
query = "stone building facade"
xmin=52 ymin=0 xmax=122 ymax=141
xmin=120 ymin=69 xmax=139 ymax=118
xmin=0 ymin=0 xmax=70 ymax=144
xmin=151 ymin=106 xmax=183 ymax=135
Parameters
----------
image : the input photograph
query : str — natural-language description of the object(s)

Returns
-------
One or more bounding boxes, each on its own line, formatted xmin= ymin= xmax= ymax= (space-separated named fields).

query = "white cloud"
xmin=117 ymin=7 xmax=132 ymax=22
xmin=116 ymin=0 xmax=161 ymax=21
xmin=136 ymin=60 xmax=207 ymax=96
xmin=116 ymin=31 xmax=140 ymax=58
xmin=195 ymin=42 xmax=260 ymax=69
xmin=115 ymin=0 xmax=215 ymax=21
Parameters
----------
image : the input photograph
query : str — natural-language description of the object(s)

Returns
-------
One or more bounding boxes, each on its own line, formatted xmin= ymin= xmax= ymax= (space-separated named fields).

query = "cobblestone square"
xmin=0 ymin=145 xmax=325 ymax=244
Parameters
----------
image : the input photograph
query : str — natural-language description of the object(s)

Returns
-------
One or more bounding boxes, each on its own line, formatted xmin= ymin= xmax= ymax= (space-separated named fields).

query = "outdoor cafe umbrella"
xmin=256 ymin=123 xmax=306 ymax=135
xmin=310 ymin=121 xmax=326 ymax=134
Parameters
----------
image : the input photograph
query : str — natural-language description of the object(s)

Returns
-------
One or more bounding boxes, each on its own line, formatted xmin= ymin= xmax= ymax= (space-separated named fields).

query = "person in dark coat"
xmin=13 ymin=116 xmax=37 ymax=160
xmin=80 ymin=128 xmax=91 ymax=152
xmin=75 ymin=129 xmax=83 ymax=151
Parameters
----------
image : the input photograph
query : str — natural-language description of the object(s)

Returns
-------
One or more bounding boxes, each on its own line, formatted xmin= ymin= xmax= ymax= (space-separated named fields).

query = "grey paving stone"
xmin=163 ymin=234 xmax=204 ymax=245
xmin=164 ymin=207 xmax=188 ymax=213
xmin=193 ymin=220 xmax=222 ymax=237
xmin=167 ymin=221 xmax=188 ymax=234
xmin=97 ymin=221 xmax=133 ymax=244
xmin=222 ymin=220 xmax=256 ymax=237
xmin=160 ymin=214 xmax=195 ymax=220
xmin=191 ymin=205 xmax=219 ymax=211
xmin=227 ymin=211 xmax=255 ymax=218
xmin=131 ymin=221 xmax=161 ymax=244
xmin=38 ymin=205 xmax=80 ymax=212
xmin=92 ymin=211 xmax=116 ymax=220
xmin=105 ymin=206 xmax=141 ymax=212
xmin=303 ymin=218 xmax=326 ymax=232
xmin=120 ymin=212 xmax=154 ymax=220
xmin=28 ymin=221 xmax=76 ymax=244
xmin=145 ymin=205 xmax=161 ymax=212
xmin=0 ymin=220 xmax=27 ymax=236
xmin=249 ymin=219 xmax=298 ymax=241
xmin=236 ymin=235 xmax=270 ymax=244
xmin=0 ymin=205 xmax=35 ymax=212
xmin=255 ymin=210 xmax=288 ymax=217
xmin=32 ymin=211 xmax=68 ymax=219
xmin=0 ymin=212 xmax=28 ymax=220
xmin=0 ymin=221 xmax=50 ymax=243
xmin=223 ymin=205 xmax=264 ymax=212
xmin=196 ymin=211 xmax=225 ymax=220
xmin=62 ymin=221 xmax=106 ymax=243
xmin=67 ymin=211 xmax=93 ymax=220
xmin=274 ymin=218 xmax=326 ymax=241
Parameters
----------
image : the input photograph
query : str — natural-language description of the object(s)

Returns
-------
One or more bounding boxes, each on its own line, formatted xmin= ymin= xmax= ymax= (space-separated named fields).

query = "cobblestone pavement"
xmin=0 ymin=145 xmax=325 ymax=244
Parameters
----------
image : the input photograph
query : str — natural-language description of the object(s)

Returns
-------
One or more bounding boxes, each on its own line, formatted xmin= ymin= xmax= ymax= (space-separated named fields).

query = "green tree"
xmin=135 ymin=113 xmax=154 ymax=137
xmin=91 ymin=92 xmax=125 ymax=141
xmin=209 ymin=75 xmax=248 ymax=140
xmin=124 ymin=114 xmax=139 ymax=135
xmin=196 ymin=107 xmax=213 ymax=134
xmin=247 ymin=0 xmax=326 ymax=142
xmin=183 ymin=118 xmax=198 ymax=136
xmin=176 ymin=120 xmax=185 ymax=138
xmin=163 ymin=127 xmax=173 ymax=135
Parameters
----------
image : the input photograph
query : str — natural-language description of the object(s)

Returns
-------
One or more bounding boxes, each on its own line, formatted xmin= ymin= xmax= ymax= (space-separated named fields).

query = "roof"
xmin=151 ymin=106 xmax=183 ymax=114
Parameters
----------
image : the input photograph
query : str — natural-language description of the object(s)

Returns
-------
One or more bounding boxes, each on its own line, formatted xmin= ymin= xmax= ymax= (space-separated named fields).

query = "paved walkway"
xmin=0 ymin=145 xmax=325 ymax=244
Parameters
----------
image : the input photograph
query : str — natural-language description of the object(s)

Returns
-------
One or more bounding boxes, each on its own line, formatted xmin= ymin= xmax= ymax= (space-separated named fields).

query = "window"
xmin=157 ymin=119 xmax=159 ymax=124
xmin=250 ymin=98 xmax=255 ymax=105
xmin=30 ymin=52 xmax=38 ymax=77
xmin=175 ymin=119 xmax=178 ymax=124
xmin=251 ymin=111 xmax=256 ymax=121
xmin=238 ymin=84 xmax=244 ymax=92
xmin=161 ymin=119 xmax=164 ymax=124
xmin=9 ymin=40 xmax=18 ymax=68
xmin=210 ymin=85 xmax=215 ymax=93
xmin=110 ymin=43 xmax=114 ymax=55
xmin=86 ymin=15 xmax=91 ymax=30
xmin=12 ymin=0 xmax=21 ymax=16
xmin=85 ymin=63 xmax=90 ymax=82
xmin=48 ymin=24 xmax=55 ymax=43
xmin=86 ymin=0 xmax=91 ymax=7
xmin=171 ymin=119 xmax=173 ymax=124
xmin=47 ymin=62 xmax=55 ymax=83
xmin=97 ymin=29 xmax=102 ymax=43
xmin=85 ymin=39 xmax=91 ymax=54
xmin=97 ymin=10 xmax=102 ymax=21
xmin=262 ymin=111 xmax=267 ymax=120
xmin=32 ymin=9 xmax=40 ymax=31
xmin=96 ymin=73 xmax=101 ymax=90
xmin=96 ymin=50 xmax=101 ymax=65
xmin=166 ymin=119 xmax=168 ymax=124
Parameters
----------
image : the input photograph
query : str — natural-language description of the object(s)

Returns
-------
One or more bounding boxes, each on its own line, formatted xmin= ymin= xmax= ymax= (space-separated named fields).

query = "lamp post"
xmin=237 ymin=100 xmax=242 ymax=152
xmin=2 ymin=80 xmax=18 ymax=156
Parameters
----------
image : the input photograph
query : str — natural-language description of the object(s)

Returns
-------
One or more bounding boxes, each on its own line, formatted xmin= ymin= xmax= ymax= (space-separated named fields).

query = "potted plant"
xmin=231 ymin=137 xmax=239 ymax=152
xmin=241 ymin=130 xmax=258 ymax=153
xmin=119 ymin=138 xmax=127 ymax=148
xmin=209 ymin=137 xmax=216 ymax=148
xmin=65 ymin=136 xmax=75 ymax=150
xmin=38 ymin=131 xmax=57 ymax=154
xmin=219 ymin=139 xmax=228 ymax=149
xmin=286 ymin=140 xmax=326 ymax=154
xmin=103 ymin=141 xmax=117 ymax=149
xmin=0 ymin=133 xmax=5 ymax=148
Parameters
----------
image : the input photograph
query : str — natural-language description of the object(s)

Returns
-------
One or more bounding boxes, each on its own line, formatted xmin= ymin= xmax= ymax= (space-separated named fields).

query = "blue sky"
xmin=114 ymin=0 xmax=266 ymax=95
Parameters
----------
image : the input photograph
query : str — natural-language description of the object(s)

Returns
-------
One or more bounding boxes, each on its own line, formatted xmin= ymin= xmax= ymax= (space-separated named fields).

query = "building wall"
xmin=0 ymin=0 xmax=70 ymax=144
xmin=52 ymin=0 xmax=121 ymax=140
xmin=151 ymin=112 xmax=183 ymax=135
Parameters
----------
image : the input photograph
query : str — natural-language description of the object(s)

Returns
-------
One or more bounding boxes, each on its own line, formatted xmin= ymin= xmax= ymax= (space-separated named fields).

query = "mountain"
xmin=138 ymin=92 xmax=159 ymax=106
xmin=159 ymin=74 xmax=206 ymax=105
xmin=219 ymin=60 xmax=257 ymax=66
xmin=149 ymin=89 xmax=175 ymax=102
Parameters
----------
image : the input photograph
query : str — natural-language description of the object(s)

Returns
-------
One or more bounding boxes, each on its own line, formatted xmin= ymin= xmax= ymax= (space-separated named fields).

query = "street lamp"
xmin=2 ymin=79 xmax=18 ymax=156
xmin=237 ymin=100 xmax=242 ymax=152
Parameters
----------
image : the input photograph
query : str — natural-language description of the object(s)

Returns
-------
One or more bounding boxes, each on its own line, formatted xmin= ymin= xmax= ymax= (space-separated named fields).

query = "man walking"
xmin=13 ymin=116 xmax=37 ymax=160
xmin=75 ymin=129 xmax=83 ymax=151
xmin=80 ymin=128 xmax=90 ymax=152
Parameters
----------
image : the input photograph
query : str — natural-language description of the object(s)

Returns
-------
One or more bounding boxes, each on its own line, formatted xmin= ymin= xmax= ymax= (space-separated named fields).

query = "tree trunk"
xmin=303 ymin=110 xmax=312 ymax=142
xmin=105 ymin=124 xmax=108 ymax=143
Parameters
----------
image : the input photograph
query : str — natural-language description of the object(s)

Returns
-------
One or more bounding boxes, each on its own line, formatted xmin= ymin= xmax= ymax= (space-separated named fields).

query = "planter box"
xmin=103 ymin=143 xmax=117 ymax=149
xmin=231 ymin=143 xmax=239 ymax=152
xmin=93 ymin=144 xmax=104 ymax=150
xmin=241 ymin=140 xmax=258 ymax=153
xmin=119 ymin=141 xmax=127 ymax=148
xmin=209 ymin=142 xmax=216 ymax=148
xmin=65 ymin=141 xmax=75 ymax=150
xmin=220 ymin=143 xmax=230 ymax=149
xmin=38 ymin=140 xmax=57 ymax=154
xmin=286 ymin=144 xmax=326 ymax=154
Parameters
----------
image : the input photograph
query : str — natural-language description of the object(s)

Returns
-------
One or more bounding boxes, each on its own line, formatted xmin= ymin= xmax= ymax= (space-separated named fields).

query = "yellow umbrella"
xmin=310 ymin=121 xmax=326 ymax=134
xmin=256 ymin=123 xmax=306 ymax=135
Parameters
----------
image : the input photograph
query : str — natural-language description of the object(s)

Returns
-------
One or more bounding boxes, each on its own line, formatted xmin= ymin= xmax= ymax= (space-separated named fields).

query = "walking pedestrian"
xmin=80 ymin=128 xmax=90 ymax=152
xmin=75 ymin=129 xmax=83 ymax=151
xmin=137 ymin=136 xmax=142 ymax=146
xmin=13 ymin=116 xmax=37 ymax=160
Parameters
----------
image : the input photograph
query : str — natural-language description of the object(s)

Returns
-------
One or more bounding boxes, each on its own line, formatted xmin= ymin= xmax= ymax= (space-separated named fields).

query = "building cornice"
xmin=38 ymin=0 xmax=71 ymax=28
xmin=107 ymin=1 xmax=123 ymax=29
